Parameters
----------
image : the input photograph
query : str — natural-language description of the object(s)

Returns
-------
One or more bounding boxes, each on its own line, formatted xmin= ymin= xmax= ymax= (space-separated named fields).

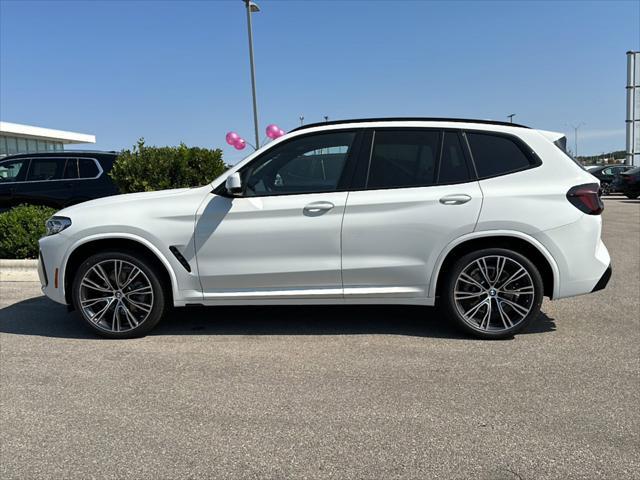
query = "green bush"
xmin=110 ymin=138 xmax=227 ymax=193
xmin=0 ymin=205 xmax=56 ymax=259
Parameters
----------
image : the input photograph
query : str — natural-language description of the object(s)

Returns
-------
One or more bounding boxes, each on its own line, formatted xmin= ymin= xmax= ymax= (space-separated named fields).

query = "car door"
xmin=0 ymin=158 xmax=30 ymax=209
xmin=194 ymin=130 xmax=362 ymax=300
xmin=341 ymin=129 xmax=482 ymax=299
xmin=13 ymin=157 xmax=71 ymax=208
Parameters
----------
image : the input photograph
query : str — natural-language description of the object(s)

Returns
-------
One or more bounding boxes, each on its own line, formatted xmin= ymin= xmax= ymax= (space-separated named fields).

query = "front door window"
xmin=240 ymin=131 xmax=356 ymax=197
xmin=0 ymin=159 xmax=29 ymax=182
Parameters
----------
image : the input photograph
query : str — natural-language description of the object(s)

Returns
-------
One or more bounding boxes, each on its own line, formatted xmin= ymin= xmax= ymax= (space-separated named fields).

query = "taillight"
xmin=567 ymin=183 xmax=604 ymax=215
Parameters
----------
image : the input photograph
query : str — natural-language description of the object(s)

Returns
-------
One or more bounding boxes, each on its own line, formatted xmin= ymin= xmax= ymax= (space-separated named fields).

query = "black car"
xmin=589 ymin=165 xmax=631 ymax=195
xmin=0 ymin=151 xmax=119 ymax=210
xmin=618 ymin=166 xmax=640 ymax=199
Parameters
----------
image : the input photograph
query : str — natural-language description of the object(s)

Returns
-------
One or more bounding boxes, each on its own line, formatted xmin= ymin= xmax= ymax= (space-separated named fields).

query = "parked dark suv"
xmin=0 ymin=151 xmax=119 ymax=210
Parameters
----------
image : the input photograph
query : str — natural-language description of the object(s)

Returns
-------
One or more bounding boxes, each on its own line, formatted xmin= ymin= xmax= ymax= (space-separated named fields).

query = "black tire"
xmin=72 ymin=251 xmax=168 ymax=339
xmin=442 ymin=248 xmax=544 ymax=340
xmin=600 ymin=183 xmax=611 ymax=196
xmin=624 ymin=192 xmax=639 ymax=199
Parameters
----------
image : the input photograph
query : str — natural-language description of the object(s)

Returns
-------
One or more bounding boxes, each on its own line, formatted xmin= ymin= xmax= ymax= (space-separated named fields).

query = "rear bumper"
xmin=533 ymin=215 xmax=610 ymax=299
xmin=591 ymin=264 xmax=612 ymax=293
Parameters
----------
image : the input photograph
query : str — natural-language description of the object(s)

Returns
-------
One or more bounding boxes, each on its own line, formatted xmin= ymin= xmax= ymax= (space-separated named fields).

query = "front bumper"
xmin=38 ymin=234 xmax=70 ymax=305
xmin=37 ymin=252 xmax=48 ymax=287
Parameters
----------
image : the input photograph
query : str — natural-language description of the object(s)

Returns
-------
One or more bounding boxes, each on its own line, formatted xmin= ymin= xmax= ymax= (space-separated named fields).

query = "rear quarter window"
xmin=467 ymin=132 xmax=535 ymax=178
xmin=79 ymin=158 xmax=100 ymax=178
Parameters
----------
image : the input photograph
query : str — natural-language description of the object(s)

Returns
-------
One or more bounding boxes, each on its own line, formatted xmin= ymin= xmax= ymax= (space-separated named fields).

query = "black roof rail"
xmin=1 ymin=150 xmax=118 ymax=159
xmin=291 ymin=117 xmax=530 ymax=132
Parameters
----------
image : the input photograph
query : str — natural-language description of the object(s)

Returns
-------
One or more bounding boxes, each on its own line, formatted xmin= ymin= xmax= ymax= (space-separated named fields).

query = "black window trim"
xmin=216 ymin=129 xmax=365 ymax=198
xmin=213 ymin=126 xmax=543 ymax=197
xmin=7 ymin=156 xmax=104 ymax=184
xmin=462 ymin=129 xmax=542 ymax=181
xmin=438 ymin=130 xmax=475 ymax=185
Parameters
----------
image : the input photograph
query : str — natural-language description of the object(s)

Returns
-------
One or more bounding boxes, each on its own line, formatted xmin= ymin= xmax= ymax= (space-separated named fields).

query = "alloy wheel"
xmin=79 ymin=259 xmax=154 ymax=333
xmin=453 ymin=255 xmax=535 ymax=332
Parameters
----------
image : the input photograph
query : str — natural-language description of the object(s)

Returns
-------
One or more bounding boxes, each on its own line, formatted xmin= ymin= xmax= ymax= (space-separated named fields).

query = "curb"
xmin=0 ymin=259 xmax=39 ymax=282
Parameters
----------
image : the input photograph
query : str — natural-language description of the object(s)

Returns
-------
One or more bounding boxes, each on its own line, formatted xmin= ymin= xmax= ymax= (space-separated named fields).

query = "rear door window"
xmin=27 ymin=158 xmax=65 ymax=181
xmin=367 ymin=130 xmax=440 ymax=189
xmin=467 ymin=132 xmax=534 ymax=178
xmin=64 ymin=159 xmax=79 ymax=179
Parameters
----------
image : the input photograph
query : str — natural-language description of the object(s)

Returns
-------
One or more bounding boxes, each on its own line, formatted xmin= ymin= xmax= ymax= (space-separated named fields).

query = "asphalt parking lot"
xmin=0 ymin=197 xmax=638 ymax=479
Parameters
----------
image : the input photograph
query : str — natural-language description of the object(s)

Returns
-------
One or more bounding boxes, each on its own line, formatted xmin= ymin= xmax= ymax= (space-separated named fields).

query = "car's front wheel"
xmin=72 ymin=251 xmax=167 ymax=338
xmin=442 ymin=248 xmax=544 ymax=339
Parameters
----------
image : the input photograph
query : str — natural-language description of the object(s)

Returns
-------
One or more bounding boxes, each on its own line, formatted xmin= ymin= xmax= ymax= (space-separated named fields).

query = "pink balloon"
xmin=226 ymin=131 xmax=240 ymax=146
xmin=233 ymin=138 xmax=246 ymax=150
xmin=266 ymin=124 xmax=281 ymax=139
xmin=278 ymin=129 xmax=285 ymax=137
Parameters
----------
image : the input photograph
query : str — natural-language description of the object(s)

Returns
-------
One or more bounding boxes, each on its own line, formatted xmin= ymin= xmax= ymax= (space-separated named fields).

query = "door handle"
xmin=303 ymin=201 xmax=335 ymax=216
xmin=439 ymin=194 xmax=472 ymax=205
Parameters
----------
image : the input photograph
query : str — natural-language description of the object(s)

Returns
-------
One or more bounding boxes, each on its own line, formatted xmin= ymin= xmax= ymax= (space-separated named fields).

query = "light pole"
xmin=243 ymin=0 xmax=260 ymax=149
xmin=569 ymin=122 xmax=585 ymax=158
xmin=507 ymin=113 xmax=516 ymax=123
xmin=299 ymin=115 xmax=304 ymax=126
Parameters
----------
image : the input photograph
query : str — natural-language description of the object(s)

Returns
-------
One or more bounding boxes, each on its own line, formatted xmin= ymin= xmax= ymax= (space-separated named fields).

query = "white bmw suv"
xmin=38 ymin=118 xmax=611 ymax=339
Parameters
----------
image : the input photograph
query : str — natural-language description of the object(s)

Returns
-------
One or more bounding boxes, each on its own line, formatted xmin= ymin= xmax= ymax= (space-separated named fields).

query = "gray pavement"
xmin=1 ymin=196 xmax=638 ymax=479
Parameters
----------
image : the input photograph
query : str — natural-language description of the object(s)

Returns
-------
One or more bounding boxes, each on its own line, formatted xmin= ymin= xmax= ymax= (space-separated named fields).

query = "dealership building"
xmin=0 ymin=121 xmax=96 ymax=157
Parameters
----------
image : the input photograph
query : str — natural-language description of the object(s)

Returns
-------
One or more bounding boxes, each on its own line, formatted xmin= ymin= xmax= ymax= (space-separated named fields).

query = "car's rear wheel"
xmin=72 ymin=251 xmax=167 ymax=338
xmin=600 ymin=182 xmax=611 ymax=196
xmin=442 ymin=248 xmax=543 ymax=339
xmin=624 ymin=192 xmax=639 ymax=199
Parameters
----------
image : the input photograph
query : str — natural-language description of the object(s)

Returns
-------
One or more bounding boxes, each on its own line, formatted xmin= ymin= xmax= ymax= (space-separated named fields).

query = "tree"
xmin=109 ymin=138 xmax=227 ymax=193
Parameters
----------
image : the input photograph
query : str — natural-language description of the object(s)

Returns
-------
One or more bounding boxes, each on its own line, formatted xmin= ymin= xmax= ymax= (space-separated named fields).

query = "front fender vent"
xmin=169 ymin=246 xmax=192 ymax=272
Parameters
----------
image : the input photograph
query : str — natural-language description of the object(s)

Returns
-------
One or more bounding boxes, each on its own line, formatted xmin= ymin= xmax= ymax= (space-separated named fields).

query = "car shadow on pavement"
xmin=0 ymin=296 xmax=556 ymax=340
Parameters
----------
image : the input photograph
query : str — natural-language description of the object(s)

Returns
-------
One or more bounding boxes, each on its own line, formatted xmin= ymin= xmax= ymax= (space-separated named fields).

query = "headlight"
xmin=45 ymin=216 xmax=72 ymax=236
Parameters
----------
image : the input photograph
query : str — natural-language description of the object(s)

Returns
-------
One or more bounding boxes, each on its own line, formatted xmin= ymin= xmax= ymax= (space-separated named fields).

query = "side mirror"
xmin=225 ymin=172 xmax=242 ymax=196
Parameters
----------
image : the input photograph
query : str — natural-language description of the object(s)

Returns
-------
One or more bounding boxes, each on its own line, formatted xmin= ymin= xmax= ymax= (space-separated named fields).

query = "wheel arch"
xmin=431 ymin=232 xmax=559 ymax=300
xmin=62 ymin=234 xmax=177 ymax=307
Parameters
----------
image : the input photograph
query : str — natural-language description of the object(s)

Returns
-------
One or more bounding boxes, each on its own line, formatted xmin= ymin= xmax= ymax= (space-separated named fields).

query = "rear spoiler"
xmin=537 ymin=129 xmax=567 ymax=150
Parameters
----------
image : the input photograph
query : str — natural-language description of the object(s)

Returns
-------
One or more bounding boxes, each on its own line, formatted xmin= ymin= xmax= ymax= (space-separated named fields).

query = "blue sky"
xmin=1 ymin=0 xmax=638 ymax=163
